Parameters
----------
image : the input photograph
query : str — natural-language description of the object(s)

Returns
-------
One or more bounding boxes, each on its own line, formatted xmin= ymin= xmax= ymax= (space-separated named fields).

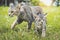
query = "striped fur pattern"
xmin=8 ymin=3 xmax=47 ymax=37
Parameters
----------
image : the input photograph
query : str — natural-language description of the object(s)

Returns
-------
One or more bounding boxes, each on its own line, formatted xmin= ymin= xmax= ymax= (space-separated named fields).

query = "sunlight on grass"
xmin=0 ymin=6 xmax=60 ymax=40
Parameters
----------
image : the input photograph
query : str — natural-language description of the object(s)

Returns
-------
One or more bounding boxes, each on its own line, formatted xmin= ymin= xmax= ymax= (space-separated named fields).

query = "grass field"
xmin=0 ymin=6 xmax=60 ymax=40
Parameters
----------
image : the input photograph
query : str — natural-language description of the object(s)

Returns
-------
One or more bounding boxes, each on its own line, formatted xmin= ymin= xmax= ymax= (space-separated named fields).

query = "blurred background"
xmin=0 ymin=0 xmax=60 ymax=40
xmin=0 ymin=0 xmax=60 ymax=6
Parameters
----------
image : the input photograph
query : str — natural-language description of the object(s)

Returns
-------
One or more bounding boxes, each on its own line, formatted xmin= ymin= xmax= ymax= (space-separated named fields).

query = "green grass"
xmin=0 ymin=6 xmax=60 ymax=40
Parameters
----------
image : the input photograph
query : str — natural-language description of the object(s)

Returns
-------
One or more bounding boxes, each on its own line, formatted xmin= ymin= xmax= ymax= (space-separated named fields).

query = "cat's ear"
xmin=9 ymin=3 xmax=15 ymax=9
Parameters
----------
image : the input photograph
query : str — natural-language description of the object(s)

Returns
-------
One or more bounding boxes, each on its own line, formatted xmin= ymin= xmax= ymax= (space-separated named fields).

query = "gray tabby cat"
xmin=8 ymin=3 xmax=47 ymax=37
